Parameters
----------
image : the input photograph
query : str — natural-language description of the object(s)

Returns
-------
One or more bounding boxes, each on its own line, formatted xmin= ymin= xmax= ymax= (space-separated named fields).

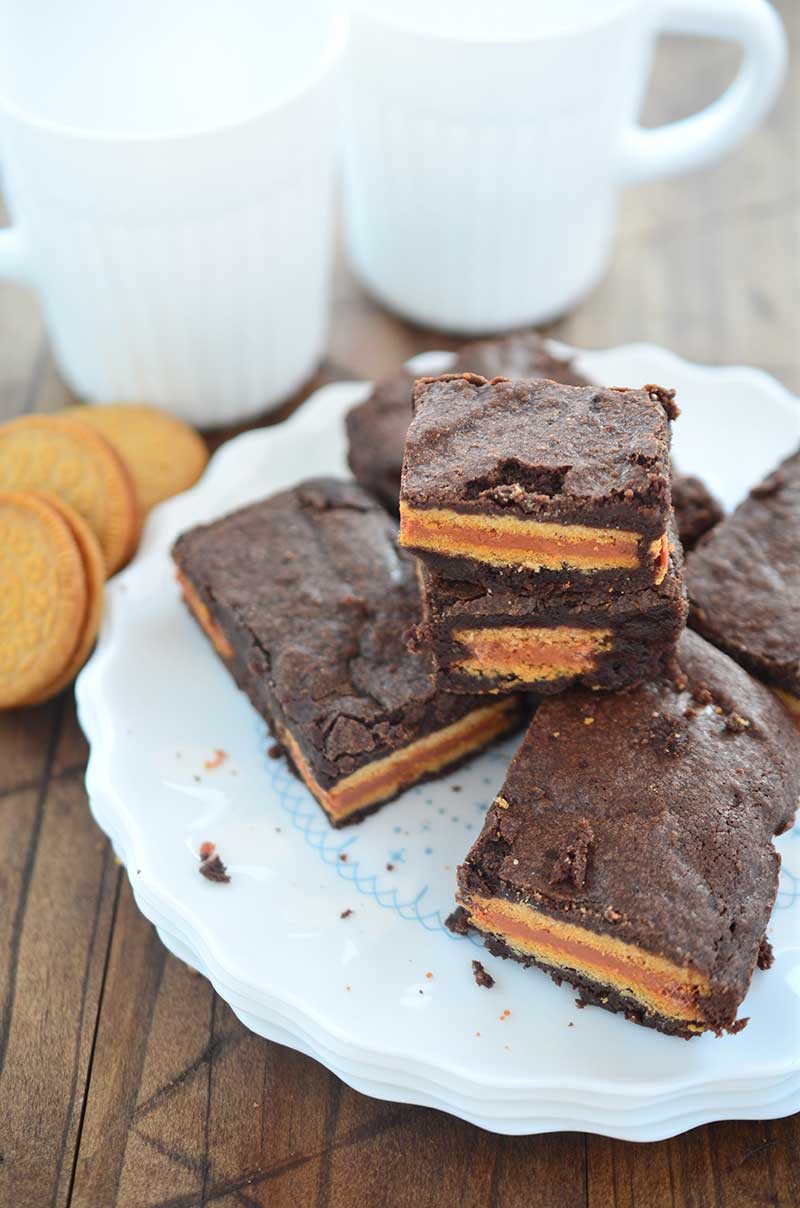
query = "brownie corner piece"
xmin=454 ymin=630 xmax=800 ymax=1037
xmin=687 ymin=447 xmax=800 ymax=723
xmin=172 ymin=477 xmax=523 ymax=827
xmin=399 ymin=375 xmax=676 ymax=589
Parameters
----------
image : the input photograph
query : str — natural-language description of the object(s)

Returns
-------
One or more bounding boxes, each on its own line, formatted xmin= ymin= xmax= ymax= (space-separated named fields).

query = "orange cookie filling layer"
xmin=452 ymin=624 xmax=613 ymax=686
xmin=178 ymin=572 xmax=233 ymax=659
xmin=277 ymin=699 xmax=519 ymax=823
xmin=775 ymin=688 xmax=800 ymax=731
xmin=463 ymin=894 xmax=710 ymax=1028
xmin=400 ymin=503 xmax=666 ymax=579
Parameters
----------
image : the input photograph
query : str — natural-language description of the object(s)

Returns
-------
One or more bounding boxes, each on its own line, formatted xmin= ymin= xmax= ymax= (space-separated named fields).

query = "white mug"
xmin=0 ymin=1 xmax=345 ymax=426
xmin=342 ymin=0 xmax=786 ymax=334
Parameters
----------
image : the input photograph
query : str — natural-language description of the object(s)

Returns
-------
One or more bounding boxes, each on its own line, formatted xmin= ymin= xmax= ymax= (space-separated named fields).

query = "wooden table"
xmin=2 ymin=8 xmax=799 ymax=1205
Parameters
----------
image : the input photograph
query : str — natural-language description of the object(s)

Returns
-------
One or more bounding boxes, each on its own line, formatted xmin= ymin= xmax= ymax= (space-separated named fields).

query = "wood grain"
xmin=1 ymin=6 xmax=798 ymax=1206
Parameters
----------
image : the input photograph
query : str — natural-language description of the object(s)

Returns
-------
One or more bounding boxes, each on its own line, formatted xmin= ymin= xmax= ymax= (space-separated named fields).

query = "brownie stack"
xmin=399 ymin=373 xmax=687 ymax=695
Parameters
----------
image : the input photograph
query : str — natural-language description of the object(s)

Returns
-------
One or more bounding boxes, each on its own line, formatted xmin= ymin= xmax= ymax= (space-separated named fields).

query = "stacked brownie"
xmin=399 ymin=373 xmax=687 ymax=695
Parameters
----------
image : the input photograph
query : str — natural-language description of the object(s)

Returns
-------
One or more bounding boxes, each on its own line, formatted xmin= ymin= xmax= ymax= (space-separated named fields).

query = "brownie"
xmin=451 ymin=630 xmax=800 ymax=1038
xmin=671 ymin=471 xmax=723 ymax=551
xmin=687 ymin=449 xmax=800 ymax=725
xmin=346 ymin=332 xmax=590 ymax=514
xmin=171 ymin=479 xmax=523 ymax=827
xmin=415 ymin=532 xmax=687 ymax=694
xmin=399 ymin=374 xmax=678 ymax=591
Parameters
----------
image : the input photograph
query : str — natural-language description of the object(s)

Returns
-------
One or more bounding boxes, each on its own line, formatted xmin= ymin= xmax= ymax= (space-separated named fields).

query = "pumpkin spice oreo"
xmin=62 ymin=403 xmax=209 ymax=512
xmin=0 ymin=492 xmax=87 ymax=707
xmin=0 ymin=415 xmax=140 ymax=573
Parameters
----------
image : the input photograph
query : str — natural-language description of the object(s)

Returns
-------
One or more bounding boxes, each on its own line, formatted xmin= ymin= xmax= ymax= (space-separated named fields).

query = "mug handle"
xmin=619 ymin=0 xmax=786 ymax=185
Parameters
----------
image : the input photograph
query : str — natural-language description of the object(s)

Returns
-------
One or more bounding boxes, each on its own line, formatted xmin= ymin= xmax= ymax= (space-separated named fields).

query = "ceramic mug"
xmin=342 ymin=0 xmax=786 ymax=334
xmin=0 ymin=0 xmax=345 ymax=425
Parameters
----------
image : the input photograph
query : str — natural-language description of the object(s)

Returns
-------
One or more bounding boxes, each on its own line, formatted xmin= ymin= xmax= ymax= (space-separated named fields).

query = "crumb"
xmin=339 ymin=853 xmax=348 ymax=862
xmin=446 ymin=907 xmax=470 ymax=935
xmin=499 ymin=1009 xmax=511 ymax=1021
xmin=418 ymin=989 xmax=423 ymax=995
xmin=475 ymin=1031 xmax=480 ymax=1037
xmin=345 ymin=985 xmax=351 ymax=992
xmin=568 ymin=1022 xmax=574 ymax=1028
xmin=193 ymin=775 xmax=201 ymax=783
xmin=267 ymin=743 xmax=283 ymax=759
xmin=757 ymin=935 xmax=774 ymax=970
xmin=199 ymin=853 xmax=230 ymax=883
xmin=425 ymin=971 xmax=433 ymax=980
xmin=274 ymin=827 xmax=281 ymax=833
xmin=199 ymin=840 xmax=216 ymax=861
xmin=471 ymin=960 xmax=495 ymax=989
xmin=340 ymin=908 xmax=353 ymax=919
xmin=386 ymin=863 xmax=395 ymax=871
xmin=451 ymin=784 xmax=462 ymax=793
xmin=204 ymin=748 xmax=228 ymax=771
xmin=583 ymin=717 xmax=594 ymax=726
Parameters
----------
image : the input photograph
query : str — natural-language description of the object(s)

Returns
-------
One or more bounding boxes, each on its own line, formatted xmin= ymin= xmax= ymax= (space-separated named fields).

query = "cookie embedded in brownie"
xmin=671 ymin=471 xmax=723 ymax=551
xmin=451 ymin=630 xmax=800 ymax=1038
xmin=687 ymin=448 xmax=800 ymax=727
xmin=171 ymin=479 xmax=523 ymax=827
xmin=415 ymin=530 xmax=687 ymax=695
xmin=346 ymin=332 xmax=590 ymax=514
xmin=399 ymin=374 xmax=677 ymax=591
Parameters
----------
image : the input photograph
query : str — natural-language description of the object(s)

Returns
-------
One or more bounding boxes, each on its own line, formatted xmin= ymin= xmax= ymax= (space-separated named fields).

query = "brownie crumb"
xmin=340 ymin=908 xmax=353 ymax=919
xmin=691 ymin=682 xmax=714 ymax=706
xmin=267 ymin=743 xmax=284 ymax=760
xmin=648 ymin=712 xmax=688 ymax=756
xmin=199 ymin=848 xmax=230 ymax=883
xmin=339 ymin=853 xmax=348 ymax=862
xmin=549 ymin=819 xmax=593 ymax=890
xmin=757 ymin=935 xmax=774 ymax=970
xmin=727 ymin=1017 xmax=749 ymax=1035
xmin=472 ymin=960 xmax=495 ymax=989
xmin=386 ymin=863 xmax=395 ymax=871
xmin=446 ymin=906 xmax=471 ymax=935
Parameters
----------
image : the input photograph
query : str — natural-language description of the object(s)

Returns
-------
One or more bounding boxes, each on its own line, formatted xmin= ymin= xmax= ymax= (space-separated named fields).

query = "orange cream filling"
xmin=178 ymin=572 xmax=233 ymax=659
xmin=464 ymin=895 xmax=710 ymax=1027
xmin=277 ymin=699 xmax=519 ymax=822
xmin=774 ymin=688 xmax=800 ymax=731
xmin=453 ymin=624 xmax=613 ymax=686
xmin=400 ymin=503 xmax=665 ymax=577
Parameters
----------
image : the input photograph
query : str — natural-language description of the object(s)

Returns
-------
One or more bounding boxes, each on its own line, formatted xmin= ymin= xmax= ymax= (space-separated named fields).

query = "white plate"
xmin=77 ymin=344 xmax=800 ymax=1140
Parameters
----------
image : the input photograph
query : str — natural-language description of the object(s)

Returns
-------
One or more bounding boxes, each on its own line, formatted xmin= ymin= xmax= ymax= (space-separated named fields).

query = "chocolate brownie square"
xmin=415 ymin=530 xmax=686 ymax=694
xmin=399 ymin=374 xmax=678 ymax=591
xmin=687 ymin=448 xmax=800 ymax=726
xmin=450 ymin=630 xmax=800 ymax=1037
xmin=172 ymin=479 xmax=523 ymax=826
xmin=346 ymin=333 xmax=590 ymax=514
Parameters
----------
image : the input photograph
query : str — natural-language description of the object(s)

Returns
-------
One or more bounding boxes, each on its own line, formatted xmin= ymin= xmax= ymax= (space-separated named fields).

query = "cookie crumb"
xmin=471 ymin=960 xmax=495 ymax=989
xmin=204 ymin=748 xmax=227 ymax=771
